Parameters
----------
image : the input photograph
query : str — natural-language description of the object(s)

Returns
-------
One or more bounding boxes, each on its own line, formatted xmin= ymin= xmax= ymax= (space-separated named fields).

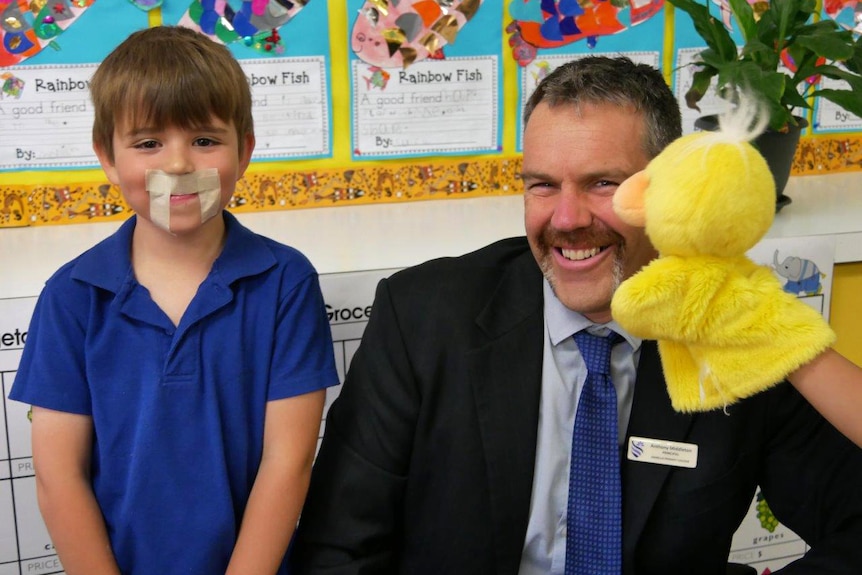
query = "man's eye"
xmin=526 ymin=182 xmax=555 ymax=196
xmin=594 ymin=180 xmax=620 ymax=194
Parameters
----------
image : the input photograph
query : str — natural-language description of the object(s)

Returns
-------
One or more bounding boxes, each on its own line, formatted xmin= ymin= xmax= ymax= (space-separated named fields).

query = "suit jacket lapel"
xmin=469 ymin=249 xmax=544 ymax=575
xmin=622 ymin=340 xmax=695 ymax=570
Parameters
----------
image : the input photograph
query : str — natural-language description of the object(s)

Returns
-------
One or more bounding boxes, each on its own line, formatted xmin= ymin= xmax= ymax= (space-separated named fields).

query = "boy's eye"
xmin=194 ymin=137 xmax=219 ymax=147
xmin=134 ymin=140 xmax=159 ymax=150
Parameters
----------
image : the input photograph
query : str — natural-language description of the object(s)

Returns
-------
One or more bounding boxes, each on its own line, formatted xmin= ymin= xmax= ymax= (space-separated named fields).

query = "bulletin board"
xmin=1 ymin=0 xmax=860 ymax=229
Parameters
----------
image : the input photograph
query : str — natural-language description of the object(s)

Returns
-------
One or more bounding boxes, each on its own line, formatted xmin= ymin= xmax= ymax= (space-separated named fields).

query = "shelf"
xmin=767 ymin=172 xmax=862 ymax=263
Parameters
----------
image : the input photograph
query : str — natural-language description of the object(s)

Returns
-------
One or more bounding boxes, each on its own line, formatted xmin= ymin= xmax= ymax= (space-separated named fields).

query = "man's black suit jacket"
xmin=293 ymin=237 xmax=862 ymax=575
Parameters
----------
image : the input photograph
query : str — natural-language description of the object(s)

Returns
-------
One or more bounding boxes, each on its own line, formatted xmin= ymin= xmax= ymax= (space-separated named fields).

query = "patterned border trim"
xmin=0 ymin=156 xmax=525 ymax=228
xmin=793 ymin=134 xmax=862 ymax=175
xmin=2 ymin=134 xmax=860 ymax=228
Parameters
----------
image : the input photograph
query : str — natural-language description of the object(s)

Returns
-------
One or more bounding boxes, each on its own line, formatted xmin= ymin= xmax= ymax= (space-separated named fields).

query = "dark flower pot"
xmin=694 ymin=115 xmax=807 ymax=213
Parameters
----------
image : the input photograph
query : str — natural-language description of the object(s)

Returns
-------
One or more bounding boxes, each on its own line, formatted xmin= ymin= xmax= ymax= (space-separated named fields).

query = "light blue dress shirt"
xmin=518 ymin=280 xmax=642 ymax=575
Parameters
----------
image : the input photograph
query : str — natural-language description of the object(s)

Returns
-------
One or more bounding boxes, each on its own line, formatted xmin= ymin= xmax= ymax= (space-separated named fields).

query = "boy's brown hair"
xmin=90 ymin=26 xmax=254 ymax=162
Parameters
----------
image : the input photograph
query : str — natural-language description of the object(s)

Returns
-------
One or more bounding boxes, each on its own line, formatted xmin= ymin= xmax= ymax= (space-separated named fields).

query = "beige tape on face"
xmin=145 ymin=168 xmax=222 ymax=232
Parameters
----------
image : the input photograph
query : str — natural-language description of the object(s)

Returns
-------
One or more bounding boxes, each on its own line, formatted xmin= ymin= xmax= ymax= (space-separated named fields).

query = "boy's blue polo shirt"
xmin=11 ymin=211 xmax=339 ymax=574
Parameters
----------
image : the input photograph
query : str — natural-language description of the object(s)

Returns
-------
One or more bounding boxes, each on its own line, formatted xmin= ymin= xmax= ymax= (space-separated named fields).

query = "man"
xmin=292 ymin=57 xmax=862 ymax=574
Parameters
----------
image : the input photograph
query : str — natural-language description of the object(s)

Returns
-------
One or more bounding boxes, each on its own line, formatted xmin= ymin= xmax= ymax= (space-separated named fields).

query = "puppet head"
xmin=610 ymin=94 xmax=836 ymax=413
xmin=613 ymin=95 xmax=776 ymax=258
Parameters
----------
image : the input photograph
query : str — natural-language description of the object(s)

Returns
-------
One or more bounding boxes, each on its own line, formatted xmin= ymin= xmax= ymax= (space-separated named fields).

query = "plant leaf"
xmin=795 ymin=30 xmax=854 ymax=61
xmin=759 ymin=0 xmax=817 ymax=52
xmin=789 ymin=47 xmax=826 ymax=95
xmin=768 ymin=105 xmax=794 ymax=131
xmin=781 ymin=84 xmax=811 ymax=110
xmin=727 ymin=0 xmax=756 ymax=42
xmin=744 ymin=38 xmax=780 ymax=71
xmin=718 ymin=62 xmax=786 ymax=102
xmin=811 ymin=89 xmax=862 ymax=118
xmin=668 ymin=0 xmax=738 ymax=60
xmin=845 ymin=36 xmax=862 ymax=74
xmin=813 ymin=64 xmax=862 ymax=92
xmin=685 ymin=66 xmax=719 ymax=111
xmin=700 ymin=47 xmax=736 ymax=69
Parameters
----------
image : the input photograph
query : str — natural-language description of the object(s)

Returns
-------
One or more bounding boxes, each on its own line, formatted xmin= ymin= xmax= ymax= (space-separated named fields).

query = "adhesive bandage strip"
xmin=146 ymin=168 xmax=221 ymax=232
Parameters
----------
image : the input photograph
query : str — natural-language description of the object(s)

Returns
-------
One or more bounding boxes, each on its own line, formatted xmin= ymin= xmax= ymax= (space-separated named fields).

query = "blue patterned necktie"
xmin=565 ymin=329 xmax=624 ymax=575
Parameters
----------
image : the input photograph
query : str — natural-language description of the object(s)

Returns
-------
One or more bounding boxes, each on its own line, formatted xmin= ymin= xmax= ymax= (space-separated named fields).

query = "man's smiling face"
xmin=522 ymin=101 xmax=658 ymax=324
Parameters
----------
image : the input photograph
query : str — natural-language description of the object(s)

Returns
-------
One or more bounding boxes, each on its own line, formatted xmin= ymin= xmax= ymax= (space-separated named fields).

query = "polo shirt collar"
xmin=71 ymin=216 xmax=136 ymax=293
xmin=214 ymin=211 xmax=278 ymax=285
xmin=70 ymin=211 xmax=277 ymax=293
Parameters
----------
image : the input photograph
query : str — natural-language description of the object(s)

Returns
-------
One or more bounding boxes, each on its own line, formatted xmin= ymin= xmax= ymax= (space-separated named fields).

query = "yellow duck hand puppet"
xmin=610 ymin=98 xmax=835 ymax=412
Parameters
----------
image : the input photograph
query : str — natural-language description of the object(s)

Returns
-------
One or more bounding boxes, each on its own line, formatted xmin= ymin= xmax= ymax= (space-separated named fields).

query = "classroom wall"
xmin=832 ymin=263 xmax=862 ymax=365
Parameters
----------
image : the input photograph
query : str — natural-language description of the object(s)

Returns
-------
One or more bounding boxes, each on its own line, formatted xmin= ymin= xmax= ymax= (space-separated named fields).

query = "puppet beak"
xmin=613 ymin=170 xmax=648 ymax=227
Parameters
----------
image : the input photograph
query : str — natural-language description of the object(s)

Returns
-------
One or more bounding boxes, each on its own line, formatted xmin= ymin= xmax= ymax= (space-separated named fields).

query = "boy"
xmin=10 ymin=26 xmax=339 ymax=574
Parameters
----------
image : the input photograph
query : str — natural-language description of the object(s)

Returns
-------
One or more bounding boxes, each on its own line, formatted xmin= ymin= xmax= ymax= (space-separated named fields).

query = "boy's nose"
xmin=164 ymin=146 xmax=195 ymax=174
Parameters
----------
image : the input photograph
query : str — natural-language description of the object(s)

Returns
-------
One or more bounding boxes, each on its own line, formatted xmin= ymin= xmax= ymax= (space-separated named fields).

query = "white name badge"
xmin=627 ymin=436 xmax=698 ymax=468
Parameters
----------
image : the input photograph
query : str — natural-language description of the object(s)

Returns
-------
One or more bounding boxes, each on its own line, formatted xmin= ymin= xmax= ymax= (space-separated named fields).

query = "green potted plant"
xmin=669 ymin=0 xmax=862 ymax=208
xmin=669 ymin=0 xmax=862 ymax=132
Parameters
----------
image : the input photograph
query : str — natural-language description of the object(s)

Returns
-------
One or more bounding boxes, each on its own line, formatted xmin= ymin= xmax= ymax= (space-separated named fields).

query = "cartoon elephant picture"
xmin=773 ymin=250 xmax=824 ymax=296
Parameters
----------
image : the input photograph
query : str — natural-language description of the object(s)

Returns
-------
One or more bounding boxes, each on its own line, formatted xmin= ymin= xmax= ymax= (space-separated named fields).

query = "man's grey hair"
xmin=523 ymin=56 xmax=682 ymax=158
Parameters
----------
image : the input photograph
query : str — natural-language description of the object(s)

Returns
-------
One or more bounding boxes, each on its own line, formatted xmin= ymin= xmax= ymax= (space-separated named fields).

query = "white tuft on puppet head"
xmin=707 ymin=91 xmax=770 ymax=146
